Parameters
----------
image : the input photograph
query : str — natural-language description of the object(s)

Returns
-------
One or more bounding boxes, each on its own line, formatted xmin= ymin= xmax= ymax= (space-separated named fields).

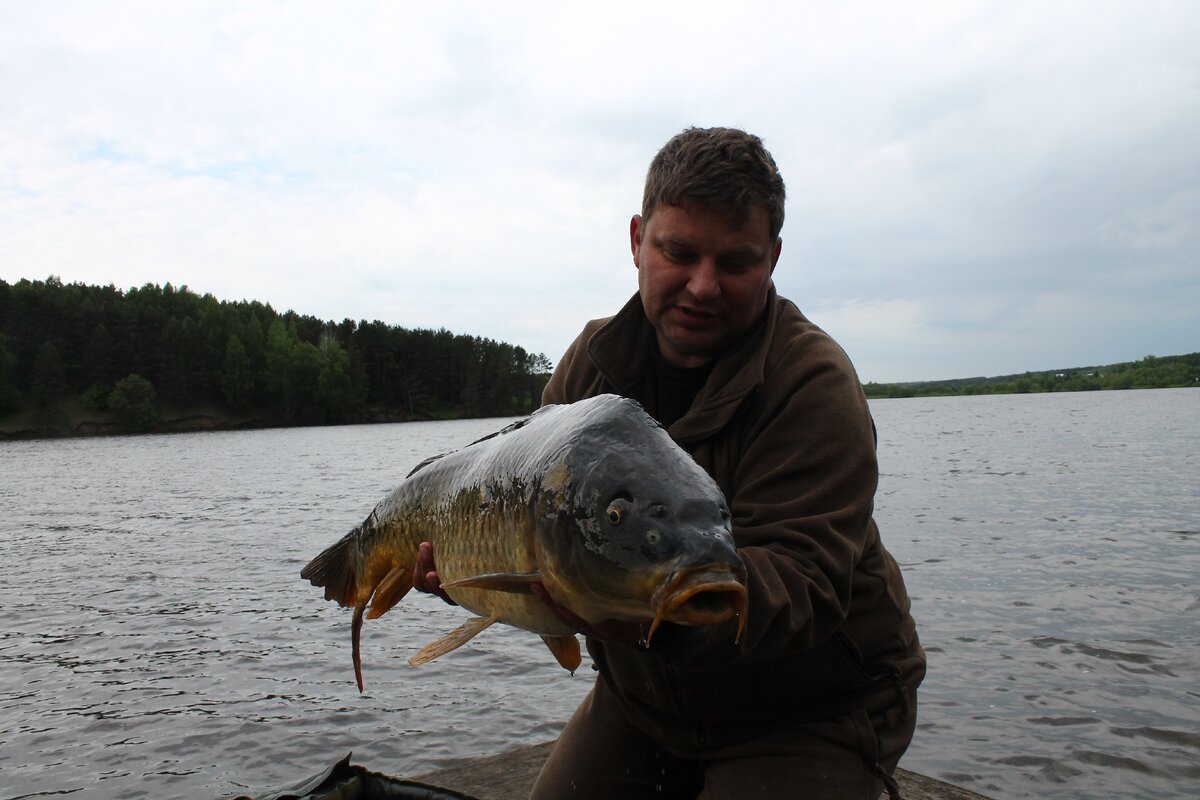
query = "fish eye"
xmin=605 ymin=491 xmax=633 ymax=525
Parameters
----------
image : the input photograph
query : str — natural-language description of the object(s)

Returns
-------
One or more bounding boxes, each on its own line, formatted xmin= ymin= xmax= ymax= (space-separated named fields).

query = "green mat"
xmin=231 ymin=753 xmax=479 ymax=800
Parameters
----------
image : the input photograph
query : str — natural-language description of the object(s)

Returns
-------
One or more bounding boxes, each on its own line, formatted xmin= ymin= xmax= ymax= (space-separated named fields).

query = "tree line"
xmin=863 ymin=353 xmax=1200 ymax=399
xmin=0 ymin=276 xmax=553 ymax=432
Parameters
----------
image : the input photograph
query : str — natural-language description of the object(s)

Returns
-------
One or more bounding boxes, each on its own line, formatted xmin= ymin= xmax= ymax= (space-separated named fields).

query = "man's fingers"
xmin=413 ymin=541 xmax=457 ymax=605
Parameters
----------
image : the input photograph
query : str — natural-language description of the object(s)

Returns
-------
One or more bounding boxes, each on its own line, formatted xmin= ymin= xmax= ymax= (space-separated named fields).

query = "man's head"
xmin=632 ymin=128 xmax=786 ymax=368
xmin=641 ymin=127 xmax=786 ymax=240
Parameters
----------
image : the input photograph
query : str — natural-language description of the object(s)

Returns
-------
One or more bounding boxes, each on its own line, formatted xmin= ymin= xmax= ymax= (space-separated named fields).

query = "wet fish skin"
xmin=301 ymin=394 xmax=748 ymax=690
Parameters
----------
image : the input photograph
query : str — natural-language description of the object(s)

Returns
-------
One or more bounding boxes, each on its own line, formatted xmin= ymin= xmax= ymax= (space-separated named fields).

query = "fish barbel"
xmin=301 ymin=394 xmax=748 ymax=691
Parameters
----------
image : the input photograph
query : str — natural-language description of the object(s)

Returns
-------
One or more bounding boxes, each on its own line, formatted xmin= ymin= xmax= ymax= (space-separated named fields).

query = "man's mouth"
xmin=672 ymin=305 xmax=721 ymax=324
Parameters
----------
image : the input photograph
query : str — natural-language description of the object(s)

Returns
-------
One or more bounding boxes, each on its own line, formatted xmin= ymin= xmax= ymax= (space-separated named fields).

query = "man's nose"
xmin=687 ymin=260 xmax=721 ymax=301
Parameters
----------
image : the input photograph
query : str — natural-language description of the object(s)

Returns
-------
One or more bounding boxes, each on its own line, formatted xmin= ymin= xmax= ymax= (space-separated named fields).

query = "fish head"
xmin=535 ymin=406 xmax=747 ymax=638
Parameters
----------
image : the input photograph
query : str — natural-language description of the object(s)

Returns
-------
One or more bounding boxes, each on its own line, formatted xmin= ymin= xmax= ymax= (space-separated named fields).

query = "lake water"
xmin=1 ymin=389 xmax=1196 ymax=799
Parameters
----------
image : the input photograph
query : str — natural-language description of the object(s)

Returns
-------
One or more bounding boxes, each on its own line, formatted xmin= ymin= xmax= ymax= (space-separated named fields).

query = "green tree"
xmin=31 ymin=341 xmax=66 ymax=407
xmin=82 ymin=322 xmax=116 ymax=388
xmin=81 ymin=385 xmax=110 ymax=412
xmin=0 ymin=334 xmax=19 ymax=413
xmin=221 ymin=334 xmax=254 ymax=410
xmin=288 ymin=339 xmax=324 ymax=423
xmin=523 ymin=351 xmax=553 ymax=409
xmin=315 ymin=330 xmax=358 ymax=422
xmin=263 ymin=318 xmax=297 ymax=417
xmin=108 ymin=373 xmax=158 ymax=429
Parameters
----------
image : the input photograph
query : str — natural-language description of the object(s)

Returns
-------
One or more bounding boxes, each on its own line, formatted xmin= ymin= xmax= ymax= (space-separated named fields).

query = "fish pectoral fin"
xmin=441 ymin=572 xmax=541 ymax=594
xmin=541 ymin=634 xmax=581 ymax=674
xmin=367 ymin=564 xmax=413 ymax=620
xmin=409 ymin=614 xmax=501 ymax=666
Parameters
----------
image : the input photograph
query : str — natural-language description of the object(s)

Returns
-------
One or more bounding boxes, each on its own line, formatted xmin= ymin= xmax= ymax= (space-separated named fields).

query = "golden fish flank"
xmin=301 ymin=394 xmax=748 ymax=692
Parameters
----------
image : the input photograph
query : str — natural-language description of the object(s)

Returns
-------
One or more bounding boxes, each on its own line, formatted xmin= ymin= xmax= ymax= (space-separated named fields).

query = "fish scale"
xmin=434 ymin=485 xmax=568 ymax=635
xmin=302 ymin=394 xmax=748 ymax=691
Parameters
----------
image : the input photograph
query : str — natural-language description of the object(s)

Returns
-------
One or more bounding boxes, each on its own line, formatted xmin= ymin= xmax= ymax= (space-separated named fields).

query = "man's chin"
xmin=661 ymin=331 xmax=726 ymax=366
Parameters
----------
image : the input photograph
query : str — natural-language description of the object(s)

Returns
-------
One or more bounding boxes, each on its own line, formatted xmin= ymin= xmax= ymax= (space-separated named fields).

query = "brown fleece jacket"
xmin=542 ymin=288 xmax=925 ymax=749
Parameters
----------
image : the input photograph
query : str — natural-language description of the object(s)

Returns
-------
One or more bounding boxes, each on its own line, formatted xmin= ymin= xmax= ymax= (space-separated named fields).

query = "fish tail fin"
xmin=301 ymin=523 xmax=367 ymax=607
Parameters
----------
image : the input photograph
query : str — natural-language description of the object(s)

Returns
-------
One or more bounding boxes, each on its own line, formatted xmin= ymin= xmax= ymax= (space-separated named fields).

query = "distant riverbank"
xmin=5 ymin=375 xmax=1197 ymax=441
xmin=863 ymin=352 xmax=1198 ymax=398
xmin=0 ymin=398 xmax=464 ymax=441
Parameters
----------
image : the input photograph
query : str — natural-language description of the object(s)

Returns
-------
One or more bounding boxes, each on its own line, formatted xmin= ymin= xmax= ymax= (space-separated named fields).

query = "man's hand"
xmin=412 ymin=541 xmax=457 ymax=606
xmin=530 ymin=583 xmax=646 ymax=647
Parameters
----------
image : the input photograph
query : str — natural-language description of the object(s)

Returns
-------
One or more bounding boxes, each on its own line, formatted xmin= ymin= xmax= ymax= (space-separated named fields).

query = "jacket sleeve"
xmin=540 ymin=336 xmax=581 ymax=406
xmin=652 ymin=334 xmax=881 ymax=668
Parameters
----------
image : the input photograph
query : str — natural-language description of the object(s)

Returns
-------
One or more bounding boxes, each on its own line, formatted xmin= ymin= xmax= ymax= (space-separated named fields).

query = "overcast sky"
xmin=2 ymin=2 xmax=1196 ymax=383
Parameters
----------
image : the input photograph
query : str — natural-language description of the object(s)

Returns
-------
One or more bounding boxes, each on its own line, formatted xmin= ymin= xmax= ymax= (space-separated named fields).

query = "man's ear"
xmin=630 ymin=214 xmax=643 ymax=268
xmin=770 ymin=237 xmax=782 ymax=274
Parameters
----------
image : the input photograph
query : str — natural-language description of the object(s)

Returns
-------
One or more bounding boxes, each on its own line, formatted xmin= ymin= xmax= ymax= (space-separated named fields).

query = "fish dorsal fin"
xmin=405 ymin=413 xmax=537 ymax=478
xmin=409 ymin=614 xmax=500 ymax=666
xmin=441 ymin=572 xmax=540 ymax=594
xmin=367 ymin=564 xmax=413 ymax=620
xmin=406 ymin=452 xmax=448 ymax=477
xmin=541 ymin=634 xmax=581 ymax=674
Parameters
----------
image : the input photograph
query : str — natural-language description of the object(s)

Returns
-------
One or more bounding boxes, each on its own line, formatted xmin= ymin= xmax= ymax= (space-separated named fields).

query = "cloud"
xmin=1 ymin=1 xmax=1197 ymax=380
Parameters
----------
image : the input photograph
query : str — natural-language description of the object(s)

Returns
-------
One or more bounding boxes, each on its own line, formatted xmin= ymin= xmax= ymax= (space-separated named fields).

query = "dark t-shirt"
xmin=650 ymin=341 xmax=714 ymax=428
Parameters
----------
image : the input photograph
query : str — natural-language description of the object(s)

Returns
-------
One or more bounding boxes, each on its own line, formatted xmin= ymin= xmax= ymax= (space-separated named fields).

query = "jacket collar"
xmin=586 ymin=286 xmax=780 ymax=443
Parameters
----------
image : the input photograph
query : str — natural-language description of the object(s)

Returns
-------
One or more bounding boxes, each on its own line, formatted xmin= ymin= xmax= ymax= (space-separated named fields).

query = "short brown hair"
xmin=642 ymin=127 xmax=786 ymax=239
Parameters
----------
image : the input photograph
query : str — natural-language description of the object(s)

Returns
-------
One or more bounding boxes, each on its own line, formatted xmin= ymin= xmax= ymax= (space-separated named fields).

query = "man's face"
xmin=632 ymin=203 xmax=781 ymax=368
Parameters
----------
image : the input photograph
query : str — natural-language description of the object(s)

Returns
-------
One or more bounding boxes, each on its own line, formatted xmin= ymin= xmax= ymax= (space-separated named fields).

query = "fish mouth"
xmin=648 ymin=567 xmax=748 ymax=646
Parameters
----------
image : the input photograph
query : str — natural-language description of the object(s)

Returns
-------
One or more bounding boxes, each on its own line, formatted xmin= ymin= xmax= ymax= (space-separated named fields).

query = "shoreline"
xmin=6 ymin=384 xmax=1194 ymax=442
xmin=0 ymin=408 xmax=445 ymax=442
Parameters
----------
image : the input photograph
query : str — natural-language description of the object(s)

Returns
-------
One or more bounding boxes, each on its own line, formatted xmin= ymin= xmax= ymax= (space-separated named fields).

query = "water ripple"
xmin=3 ymin=395 xmax=1198 ymax=799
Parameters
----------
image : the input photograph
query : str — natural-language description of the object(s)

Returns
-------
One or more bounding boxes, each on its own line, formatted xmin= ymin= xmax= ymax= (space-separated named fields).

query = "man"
xmin=418 ymin=127 xmax=924 ymax=799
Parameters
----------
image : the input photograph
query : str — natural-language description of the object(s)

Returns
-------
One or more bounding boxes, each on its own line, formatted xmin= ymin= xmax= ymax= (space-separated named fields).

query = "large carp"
xmin=301 ymin=394 xmax=747 ymax=691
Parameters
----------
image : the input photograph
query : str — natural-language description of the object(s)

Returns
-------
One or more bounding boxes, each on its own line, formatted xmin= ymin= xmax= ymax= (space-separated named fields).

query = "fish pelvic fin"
xmin=409 ymin=614 xmax=500 ymax=666
xmin=541 ymin=634 xmax=581 ymax=674
xmin=441 ymin=572 xmax=540 ymax=594
xmin=367 ymin=564 xmax=413 ymax=620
